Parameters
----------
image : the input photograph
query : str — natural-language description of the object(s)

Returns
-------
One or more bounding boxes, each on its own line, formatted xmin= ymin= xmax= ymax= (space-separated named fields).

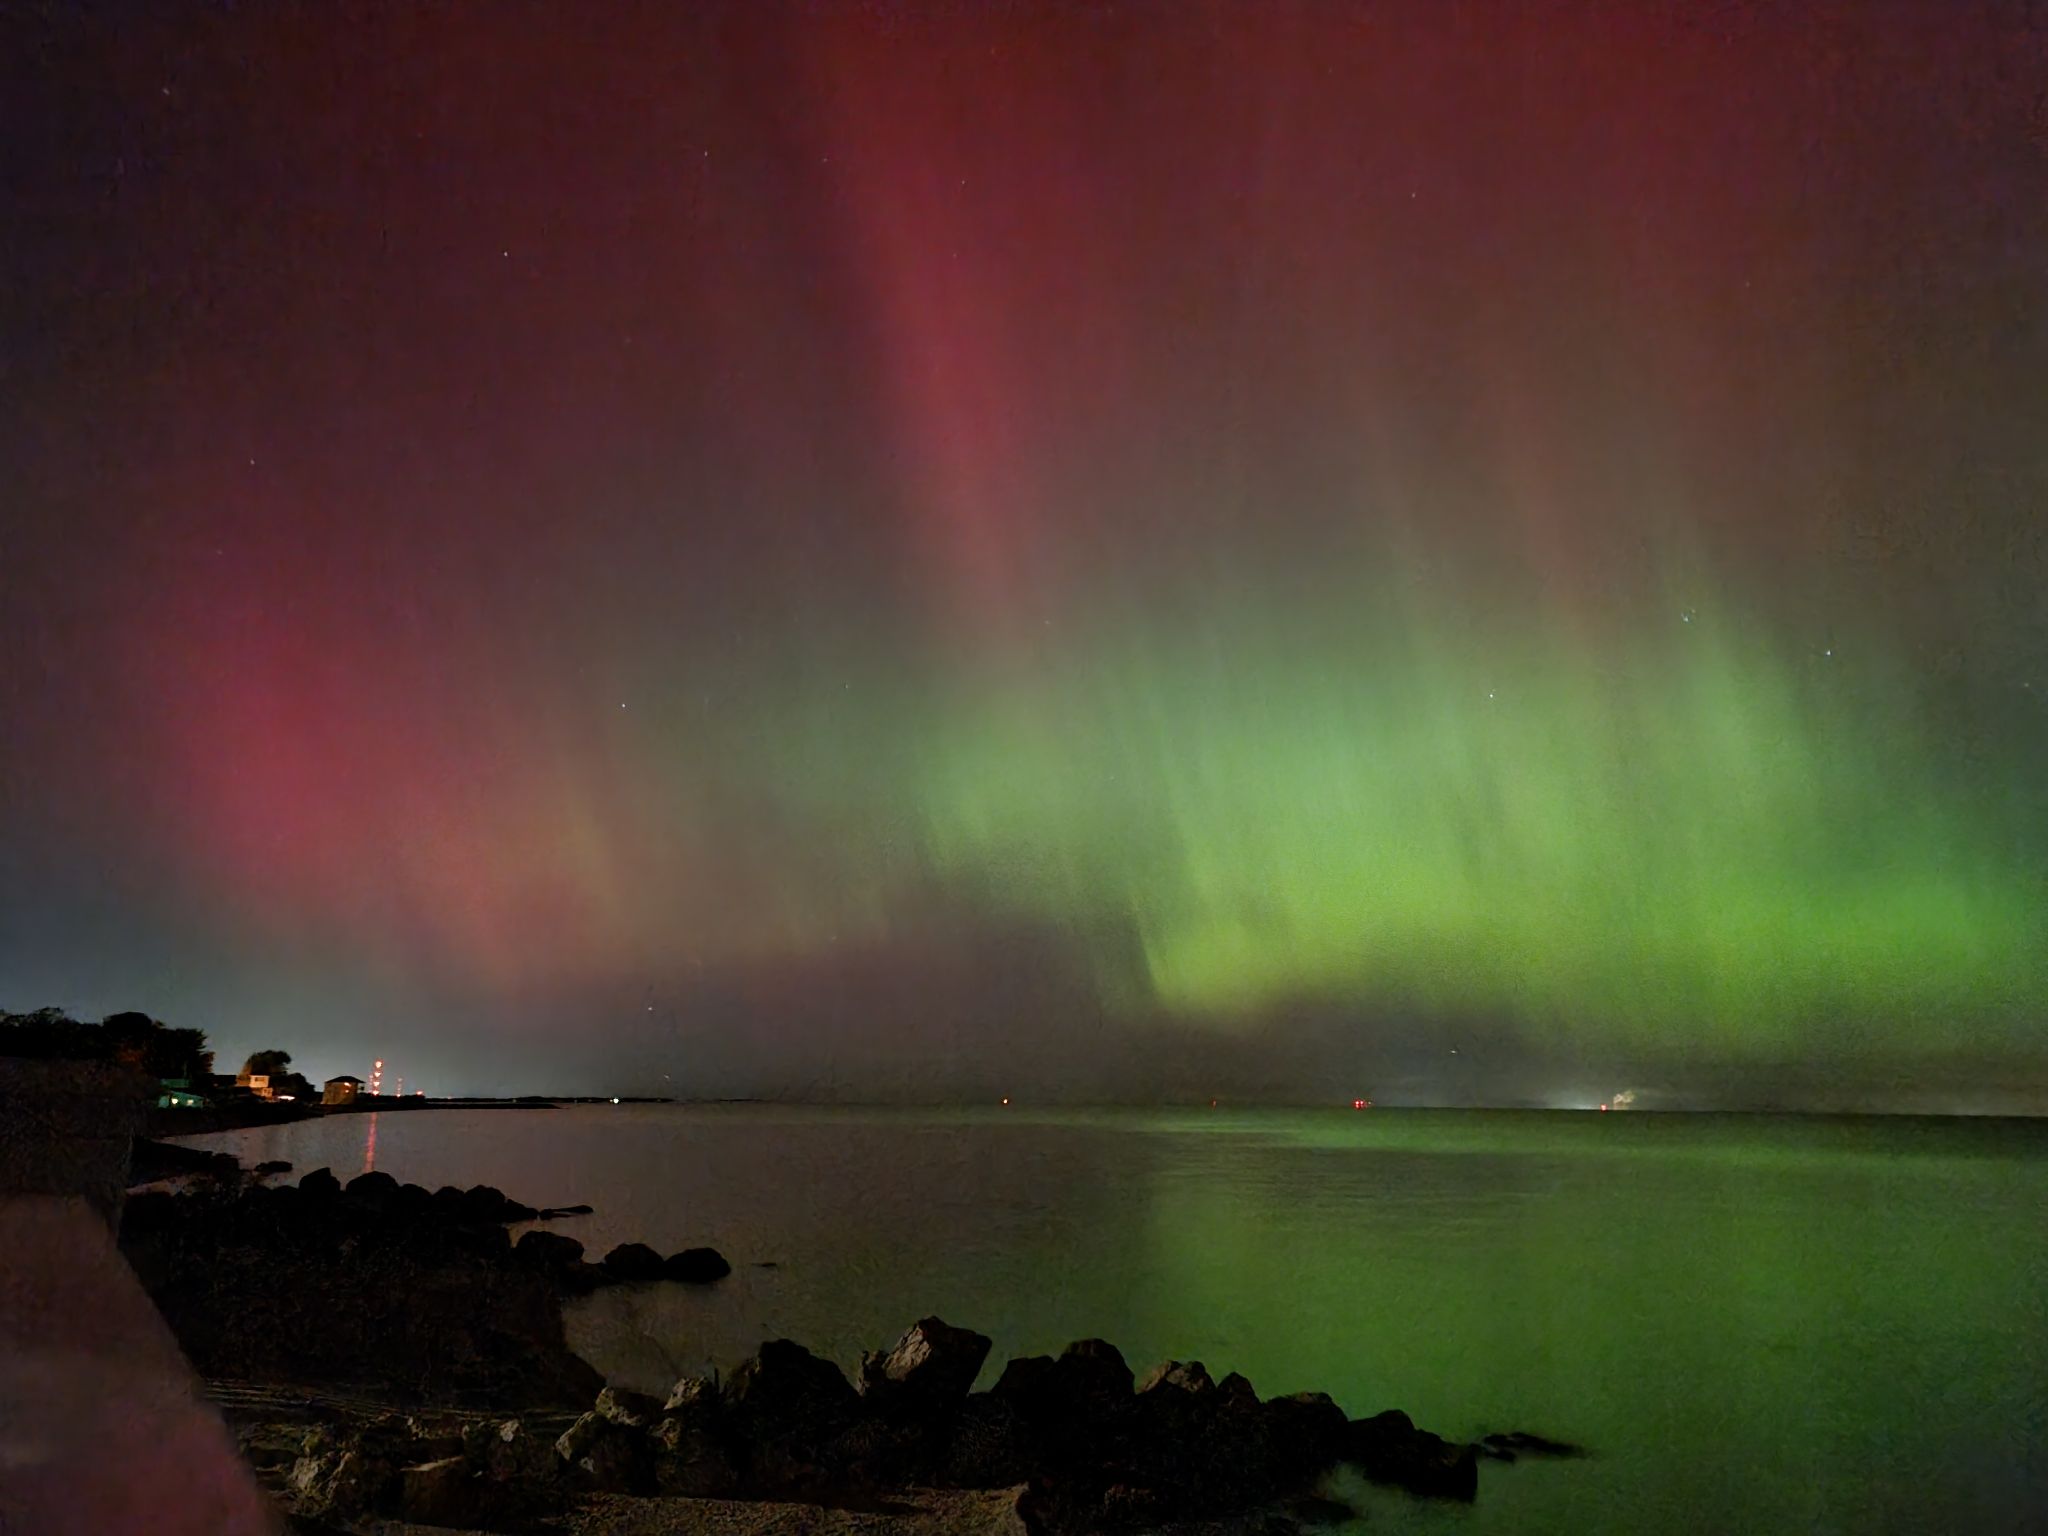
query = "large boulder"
xmin=993 ymin=1339 xmax=1132 ymax=1427
xmin=594 ymin=1385 xmax=665 ymax=1429
xmin=1136 ymin=1359 xmax=1215 ymax=1398
xmin=514 ymin=1229 xmax=585 ymax=1270
xmin=554 ymin=1411 xmax=648 ymax=1492
xmin=298 ymin=1166 xmax=340 ymax=1200
xmin=463 ymin=1418 xmax=554 ymax=1485
xmin=996 ymin=1339 xmax=1139 ymax=1479
xmin=286 ymin=1446 xmax=391 ymax=1522
xmin=664 ymin=1246 xmax=732 ymax=1283
xmin=602 ymin=1241 xmax=665 ymax=1282
xmin=344 ymin=1170 xmax=400 ymax=1206
xmin=1345 ymin=1410 xmax=1479 ymax=1500
xmin=458 ymin=1183 xmax=514 ymax=1221
xmin=1261 ymin=1391 xmax=1350 ymax=1481
xmin=859 ymin=1317 xmax=993 ymax=1413
xmin=456 ymin=1183 xmax=539 ymax=1222
xmin=651 ymin=1410 xmax=739 ymax=1496
xmin=940 ymin=1395 xmax=1034 ymax=1487
xmin=723 ymin=1339 xmax=859 ymax=1486
xmin=988 ymin=1354 xmax=1056 ymax=1408
xmin=825 ymin=1414 xmax=947 ymax=1488
xmin=1052 ymin=1338 xmax=1134 ymax=1403
xmin=400 ymin=1456 xmax=479 ymax=1526
xmin=1130 ymin=1360 xmax=1222 ymax=1489
xmin=664 ymin=1375 xmax=719 ymax=1415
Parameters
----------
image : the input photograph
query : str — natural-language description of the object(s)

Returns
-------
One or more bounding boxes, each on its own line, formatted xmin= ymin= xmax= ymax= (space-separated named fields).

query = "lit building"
xmin=156 ymin=1079 xmax=209 ymax=1109
xmin=234 ymin=1071 xmax=273 ymax=1101
xmin=321 ymin=1075 xmax=364 ymax=1106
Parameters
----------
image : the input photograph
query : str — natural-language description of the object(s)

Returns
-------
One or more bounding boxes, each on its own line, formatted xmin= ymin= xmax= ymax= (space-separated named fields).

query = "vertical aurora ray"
xmin=914 ymin=555 xmax=2044 ymax=1051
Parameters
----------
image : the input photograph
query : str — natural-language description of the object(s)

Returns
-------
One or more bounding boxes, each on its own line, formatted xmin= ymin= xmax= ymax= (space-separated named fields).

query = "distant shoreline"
xmin=153 ymin=1097 xmax=2047 ymax=1141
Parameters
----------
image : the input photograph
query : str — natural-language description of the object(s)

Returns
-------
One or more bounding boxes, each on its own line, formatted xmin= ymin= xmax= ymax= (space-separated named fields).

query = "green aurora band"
xmin=900 ymin=561 xmax=2042 ymax=1054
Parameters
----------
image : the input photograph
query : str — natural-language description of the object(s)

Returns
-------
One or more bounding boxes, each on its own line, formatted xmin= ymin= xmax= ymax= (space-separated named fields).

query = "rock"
xmin=541 ymin=1202 xmax=595 ymax=1216
xmin=859 ymin=1316 xmax=993 ymax=1412
xmin=464 ymin=1418 xmax=552 ymax=1484
xmin=991 ymin=1339 xmax=1132 ymax=1428
xmin=1137 ymin=1359 xmax=1215 ymax=1398
xmin=1101 ymin=1481 xmax=1169 ymax=1527
xmin=595 ymin=1385 xmax=665 ymax=1429
xmin=1173 ymin=1376 xmax=1289 ymax=1510
xmin=1344 ymin=1411 xmax=1479 ymax=1500
xmin=663 ymin=1245 xmax=732 ymax=1283
xmin=400 ymin=1414 xmax=467 ymax=1462
xmin=286 ymin=1447 xmax=390 ymax=1521
xmin=826 ymin=1414 xmax=945 ymax=1487
xmin=253 ymin=1159 xmax=293 ymax=1178
xmin=1350 ymin=1407 xmax=1413 ymax=1445
xmin=941 ymin=1395 xmax=1034 ymax=1487
xmin=1130 ymin=1361 xmax=1223 ymax=1492
xmin=651 ymin=1411 xmax=739 ymax=1496
xmin=602 ymin=1241 xmax=665 ymax=1282
xmin=664 ymin=1375 xmax=719 ymax=1415
xmin=1054 ymin=1337 xmax=1134 ymax=1399
xmin=298 ymin=1166 xmax=340 ymax=1199
xmin=514 ymin=1228 xmax=585 ymax=1269
xmin=456 ymin=1183 xmax=510 ymax=1221
xmin=554 ymin=1411 xmax=647 ymax=1492
xmin=1481 ymin=1429 xmax=1584 ymax=1458
xmin=1261 ymin=1391 xmax=1349 ymax=1480
xmin=991 ymin=1339 xmax=1139 ymax=1480
xmin=988 ymin=1354 xmax=1056 ymax=1408
xmin=560 ymin=1259 xmax=612 ymax=1294
xmin=724 ymin=1339 xmax=859 ymax=1485
xmin=342 ymin=1171 xmax=400 ymax=1213
xmin=400 ymin=1456 xmax=477 ymax=1526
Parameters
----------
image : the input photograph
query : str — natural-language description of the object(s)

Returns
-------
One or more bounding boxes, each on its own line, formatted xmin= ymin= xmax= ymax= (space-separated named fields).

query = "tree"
xmin=241 ymin=1049 xmax=293 ymax=1078
xmin=1 ymin=1007 xmax=101 ymax=1059
xmin=103 ymin=1012 xmax=212 ymax=1079
xmin=1 ymin=1008 xmax=214 ymax=1079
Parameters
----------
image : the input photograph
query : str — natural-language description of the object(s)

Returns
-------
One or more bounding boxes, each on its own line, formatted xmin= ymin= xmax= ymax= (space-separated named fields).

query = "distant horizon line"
xmin=378 ymin=1094 xmax=2048 ymax=1121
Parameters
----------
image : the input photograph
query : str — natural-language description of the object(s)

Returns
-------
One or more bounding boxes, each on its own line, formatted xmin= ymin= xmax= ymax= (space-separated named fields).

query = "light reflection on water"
xmin=183 ymin=1105 xmax=2048 ymax=1535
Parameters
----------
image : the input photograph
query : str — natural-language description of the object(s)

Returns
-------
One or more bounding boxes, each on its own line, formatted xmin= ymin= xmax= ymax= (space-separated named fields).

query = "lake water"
xmin=179 ymin=1105 xmax=2048 ymax=1534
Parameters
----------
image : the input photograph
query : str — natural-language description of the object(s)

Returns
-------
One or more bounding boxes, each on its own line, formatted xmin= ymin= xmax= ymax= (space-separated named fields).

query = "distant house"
xmin=156 ymin=1078 xmax=209 ymax=1109
xmin=234 ymin=1070 xmax=274 ymax=1101
xmin=321 ymin=1074 xmax=364 ymax=1106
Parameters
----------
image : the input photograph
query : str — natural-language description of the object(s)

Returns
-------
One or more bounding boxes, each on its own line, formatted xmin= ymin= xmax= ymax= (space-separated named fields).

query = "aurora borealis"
xmin=5 ymin=3 xmax=2044 ymax=1103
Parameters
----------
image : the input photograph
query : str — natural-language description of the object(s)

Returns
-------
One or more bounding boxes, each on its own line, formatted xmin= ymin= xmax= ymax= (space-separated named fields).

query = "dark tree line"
xmin=2 ymin=1006 xmax=320 ymax=1099
xmin=0 ymin=1006 xmax=214 ymax=1079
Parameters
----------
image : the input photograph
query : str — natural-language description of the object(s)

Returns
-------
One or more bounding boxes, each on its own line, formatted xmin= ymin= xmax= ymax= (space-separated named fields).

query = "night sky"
xmin=5 ymin=3 xmax=2045 ymax=1106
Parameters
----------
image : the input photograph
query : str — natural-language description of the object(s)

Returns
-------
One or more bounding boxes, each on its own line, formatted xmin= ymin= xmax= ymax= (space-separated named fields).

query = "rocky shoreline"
xmin=121 ymin=1171 xmax=1577 ymax=1532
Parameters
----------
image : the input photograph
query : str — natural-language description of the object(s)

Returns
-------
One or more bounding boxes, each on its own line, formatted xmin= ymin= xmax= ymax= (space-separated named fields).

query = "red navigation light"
xmin=1209 ymin=1098 xmax=1219 ymax=1109
xmin=1352 ymin=1098 xmax=1367 ymax=1110
xmin=1000 ymin=1096 xmax=1010 ymax=1106
xmin=1599 ymin=1103 xmax=1609 ymax=1111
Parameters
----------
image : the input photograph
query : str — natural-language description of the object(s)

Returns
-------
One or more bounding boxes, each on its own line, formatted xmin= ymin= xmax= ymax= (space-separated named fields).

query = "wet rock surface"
xmin=117 ymin=1172 xmax=733 ymax=1407
xmin=242 ymin=1319 xmax=1562 ymax=1533
xmin=144 ymin=1159 xmax=1560 ymax=1536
